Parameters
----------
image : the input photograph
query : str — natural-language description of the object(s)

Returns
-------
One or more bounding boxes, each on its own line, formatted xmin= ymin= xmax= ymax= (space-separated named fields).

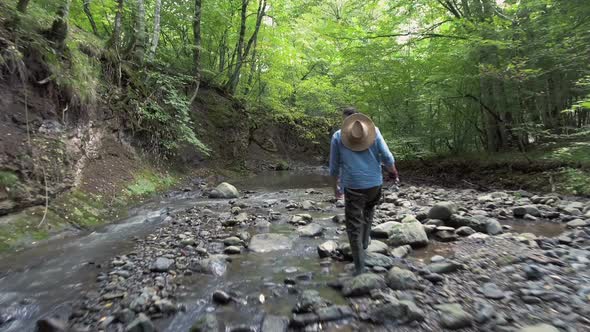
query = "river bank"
xmin=1 ymin=172 xmax=588 ymax=332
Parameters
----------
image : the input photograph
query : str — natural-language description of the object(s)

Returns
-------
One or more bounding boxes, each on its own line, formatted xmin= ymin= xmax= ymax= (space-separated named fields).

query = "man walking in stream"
xmin=329 ymin=107 xmax=399 ymax=276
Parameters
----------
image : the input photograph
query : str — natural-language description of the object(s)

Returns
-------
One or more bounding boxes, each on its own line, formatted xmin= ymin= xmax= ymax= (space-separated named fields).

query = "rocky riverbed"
xmin=1 ymin=176 xmax=590 ymax=332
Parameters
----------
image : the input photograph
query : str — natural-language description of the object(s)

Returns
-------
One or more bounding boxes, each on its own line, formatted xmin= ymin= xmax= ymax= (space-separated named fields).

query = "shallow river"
xmin=0 ymin=172 xmax=567 ymax=331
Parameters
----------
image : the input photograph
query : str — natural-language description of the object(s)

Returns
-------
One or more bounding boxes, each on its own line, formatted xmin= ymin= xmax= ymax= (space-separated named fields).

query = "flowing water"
xmin=0 ymin=172 xmax=567 ymax=331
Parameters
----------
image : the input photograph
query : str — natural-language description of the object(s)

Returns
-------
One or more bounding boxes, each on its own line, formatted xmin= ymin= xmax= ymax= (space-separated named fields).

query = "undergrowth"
xmin=125 ymin=169 xmax=177 ymax=197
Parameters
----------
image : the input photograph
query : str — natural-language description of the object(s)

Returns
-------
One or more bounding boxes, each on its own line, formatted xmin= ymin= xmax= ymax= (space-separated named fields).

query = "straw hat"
xmin=341 ymin=113 xmax=376 ymax=151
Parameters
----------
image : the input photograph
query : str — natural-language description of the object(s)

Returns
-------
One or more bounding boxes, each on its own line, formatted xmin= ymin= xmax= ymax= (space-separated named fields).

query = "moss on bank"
xmin=0 ymin=167 xmax=183 ymax=253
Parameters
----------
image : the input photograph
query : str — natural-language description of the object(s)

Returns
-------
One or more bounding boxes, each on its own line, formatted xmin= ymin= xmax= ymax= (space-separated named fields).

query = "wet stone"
xmin=428 ymin=202 xmax=457 ymax=220
xmin=332 ymin=215 xmax=345 ymax=223
xmin=190 ymin=313 xmax=219 ymax=332
xmin=317 ymin=240 xmax=338 ymax=258
xmin=294 ymin=290 xmax=328 ymax=313
xmin=518 ymin=324 xmax=560 ymax=332
xmin=224 ymin=246 xmax=241 ymax=255
xmin=150 ymin=257 xmax=174 ymax=272
xmin=424 ymin=273 xmax=444 ymax=283
xmin=523 ymin=264 xmax=544 ymax=280
xmin=390 ymin=245 xmax=412 ymax=258
xmin=386 ymin=267 xmax=419 ymax=290
xmin=223 ymin=236 xmax=243 ymax=246
xmin=297 ymin=223 xmax=324 ymax=237
xmin=427 ymin=261 xmax=461 ymax=274
xmin=365 ymin=252 xmax=396 ymax=269
xmin=474 ymin=302 xmax=496 ymax=324
xmin=36 ymin=318 xmax=68 ymax=332
xmin=436 ymin=230 xmax=458 ymax=242
xmin=480 ymin=282 xmax=505 ymax=300
xmin=367 ymin=299 xmax=425 ymax=324
xmin=261 ymin=315 xmax=288 ymax=332
xmin=455 ymin=226 xmax=476 ymax=236
xmin=212 ymin=290 xmax=232 ymax=304
xmin=567 ymin=219 xmax=589 ymax=228
xmin=125 ymin=313 xmax=155 ymax=332
xmin=437 ymin=303 xmax=472 ymax=330
xmin=342 ymin=273 xmax=386 ymax=297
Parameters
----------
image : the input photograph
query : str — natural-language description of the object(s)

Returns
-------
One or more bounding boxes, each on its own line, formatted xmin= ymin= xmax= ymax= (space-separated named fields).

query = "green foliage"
xmin=558 ymin=168 xmax=590 ymax=196
xmin=0 ymin=171 xmax=19 ymax=188
xmin=125 ymin=170 xmax=176 ymax=196
xmin=5 ymin=0 xmax=590 ymax=161
xmin=127 ymin=71 xmax=209 ymax=156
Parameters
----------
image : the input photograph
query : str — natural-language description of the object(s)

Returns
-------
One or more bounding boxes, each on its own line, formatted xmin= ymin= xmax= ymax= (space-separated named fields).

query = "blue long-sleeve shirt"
xmin=329 ymin=128 xmax=395 ymax=190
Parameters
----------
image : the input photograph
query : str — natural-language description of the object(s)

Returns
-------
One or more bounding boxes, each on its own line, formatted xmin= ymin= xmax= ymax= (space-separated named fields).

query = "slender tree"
xmin=132 ymin=0 xmax=147 ymax=64
xmin=148 ymin=0 xmax=162 ymax=61
xmin=82 ymin=0 xmax=99 ymax=35
xmin=227 ymin=0 xmax=266 ymax=94
xmin=107 ymin=0 xmax=125 ymax=49
xmin=189 ymin=0 xmax=203 ymax=103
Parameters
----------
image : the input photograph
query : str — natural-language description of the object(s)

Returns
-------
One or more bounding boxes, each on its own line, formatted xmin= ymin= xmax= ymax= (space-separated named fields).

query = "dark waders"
xmin=344 ymin=185 xmax=382 ymax=275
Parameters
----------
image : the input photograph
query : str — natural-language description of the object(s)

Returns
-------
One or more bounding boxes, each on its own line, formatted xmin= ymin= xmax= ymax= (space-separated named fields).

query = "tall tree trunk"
xmin=244 ymin=37 xmax=258 ymax=95
xmin=132 ymin=0 xmax=147 ymax=64
xmin=108 ymin=0 xmax=124 ymax=49
xmin=148 ymin=0 xmax=162 ymax=61
xmin=227 ymin=0 xmax=266 ymax=94
xmin=48 ymin=0 xmax=72 ymax=50
xmin=82 ymin=0 xmax=99 ymax=35
xmin=226 ymin=0 xmax=249 ymax=93
xmin=17 ymin=0 xmax=31 ymax=13
xmin=218 ymin=29 xmax=227 ymax=72
xmin=189 ymin=0 xmax=202 ymax=104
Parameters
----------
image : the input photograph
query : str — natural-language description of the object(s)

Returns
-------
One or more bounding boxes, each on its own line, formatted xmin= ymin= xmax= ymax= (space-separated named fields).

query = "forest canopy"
xmin=8 ymin=0 xmax=590 ymax=158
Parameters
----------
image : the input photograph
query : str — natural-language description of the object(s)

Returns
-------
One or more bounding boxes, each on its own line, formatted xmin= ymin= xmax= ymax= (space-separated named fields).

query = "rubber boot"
xmin=350 ymin=239 xmax=366 ymax=276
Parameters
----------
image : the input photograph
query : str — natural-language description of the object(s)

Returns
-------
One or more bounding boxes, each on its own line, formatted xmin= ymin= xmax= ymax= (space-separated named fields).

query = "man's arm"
xmin=328 ymin=133 xmax=342 ymax=197
xmin=376 ymin=129 xmax=399 ymax=182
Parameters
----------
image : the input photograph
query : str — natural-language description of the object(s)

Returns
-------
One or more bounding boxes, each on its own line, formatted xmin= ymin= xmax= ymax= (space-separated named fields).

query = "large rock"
xmin=190 ymin=313 xmax=219 ymax=332
xmin=368 ymin=299 xmax=425 ymax=324
xmin=209 ymin=182 xmax=239 ymax=199
xmin=297 ymin=223 xmax=324 ymax=237
xmin=317 ymin=240 xmax=338 ymax=258
xmin=36 ymin=318 xmax=67 ymax=332
xmin=386 ymin=267 xmax=419 ymax=290
xmin=261 ymin=315 xmax=288 ymax=332
xmin=150 ymin=257 xmax=174 ymax=272
xmin=390 ymin=245 xmax=412 ymax=258
xmin=387 ymin=222 xmax=429 ymax=247
xmin=342 ymin=273 xmax=386 ymax=297
xmin=126 ymin=313 xmax=155 ymax=332
xmin=365 ymin=252 xmax=396 ymax=269
xmin=371 ymin=221 xmax=399 ymax=238
xmin=428 ymin=202 xmax=457 ymax=220
xmin=249 ymin=234 xmax=293 ymax=253
xmin=436 ymin=303 xmax=472 ymax=330
xmin=513 ymin=205 xmax=541 ymax=217
xmin=294 ymin=290 xmax=328 ymax=313
xmin=447 ymin=215 xmax=502 ymax=235
xmin=190 ymin=255 xmax=228 ymax=276
xmin=427 ymin=261 xmax=462 ymax=274
xmin=289 ymin=214 xmax=313 ymax=225
xmin=366 ymin=240 xmax=388 ymax=254
xmin=518 ymin=324 xmax=559 ymax=332
xmin=567 ymin=219 xmax=589 ymax=228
